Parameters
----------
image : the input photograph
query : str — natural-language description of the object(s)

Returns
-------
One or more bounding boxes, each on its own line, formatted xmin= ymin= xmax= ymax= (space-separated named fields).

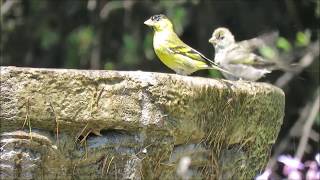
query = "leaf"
xmin=104 ymin=62 xmax=114 ymax=70
xmin=40 ymin=29 xmax=59 ymax=50
xmin=259 ymin=46 xmax=276 ymax=59
xmin=276 ymin=37 xmax=292 ymax=52
xmin=121 ymin=34 xmax=139 ymax=66
xmin=65 ymin=26 xmax=94 ymax=68
xmin=171 ymin=7 xmax=187 ymax=35
xmin=208 ymin=69 xmax=222 ymax=78
xmin=77 ymin=27 xmax=94 ymax=55
xmin=143 ymin=32 xmax=155 ymax=60
xmin=295 ymin=30 xmax=310 ymax=47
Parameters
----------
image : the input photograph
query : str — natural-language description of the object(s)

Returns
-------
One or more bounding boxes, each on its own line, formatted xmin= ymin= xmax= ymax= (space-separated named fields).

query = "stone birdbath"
xmin=0 ymin=66 xmax=284 ymax=179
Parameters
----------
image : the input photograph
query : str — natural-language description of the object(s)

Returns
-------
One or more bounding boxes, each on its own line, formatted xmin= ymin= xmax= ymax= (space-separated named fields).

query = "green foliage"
xmin=1 ymin=1 xmax=319 ymax=178
xmin=143 ymin=32 xmax=155 ymax=60
xmin=160 ymin=0 xmax=188 ymax=35
xmin=315 ymin=113 xmax=320 ymax=126
xmin=121 ymin=34 xmax=139 ymax=67
xmin=295 ymin=30 xmax=311 ymax=47
xmin=259 ymin=46 xmax=276 ymax=59
xmin=104 ymin=62 xmax=115 ymax=70
xmin=30 ymin=0 xmax=47 ymax=12
xmin=169 ymin=7 xmax=187 ymax=35
xmin=1 ymin=0 xmax=318 ymax=78
xmin=276 ymin=37 xmax=292 ymax=52
xmin=316 ymin=0 xmax=320 ymax=18
xmin=40 ymin=28 xmax=59 ymax=50
xmin=208 ymin=69 xmax=222 ymax=79
xmin=2 ymin=19 xmax=17 ymax=32
xmin=66 ymin=26 xmax=94 ymax=68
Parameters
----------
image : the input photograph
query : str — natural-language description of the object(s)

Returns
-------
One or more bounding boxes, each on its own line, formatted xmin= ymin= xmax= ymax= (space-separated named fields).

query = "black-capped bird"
xmin=144 ymin=14 xmax=232 ymax=76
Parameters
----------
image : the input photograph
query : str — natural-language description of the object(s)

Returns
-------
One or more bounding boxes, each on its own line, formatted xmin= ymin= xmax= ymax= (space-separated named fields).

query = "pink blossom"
xmin=315 ymin=153 xmax=320 ymax=166
xmin=306 ymin=161 xmax=320 ymax=180
xmin=255 ymin=169 xmax=272 ymax=180
xmin=278 ymin=155 xmax=304 ymax=176
xmin=288 ymin=170 xmax=302 ymax=180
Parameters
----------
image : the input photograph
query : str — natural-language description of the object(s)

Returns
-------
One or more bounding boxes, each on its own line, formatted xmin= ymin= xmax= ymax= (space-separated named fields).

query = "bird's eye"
xmin=220 ymin=36 xmax=224 ymax=40
xmin=151 ymin=15 xmax=161 ymax=21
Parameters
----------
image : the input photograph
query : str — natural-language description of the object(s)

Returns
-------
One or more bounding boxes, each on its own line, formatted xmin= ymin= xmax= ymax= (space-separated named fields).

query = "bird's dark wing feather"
xmin=168 ymin=45 xmax=217 ymax=66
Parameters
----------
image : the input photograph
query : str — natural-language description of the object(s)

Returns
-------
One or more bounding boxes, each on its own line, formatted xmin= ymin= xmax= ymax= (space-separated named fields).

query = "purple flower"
xmin=278 ymin=155 xmax=304 ymax=169
xmin=278 ymin=155 xmax=304 ymax=176
xmin=255 ymin=169 xmax=272 ymax=180
xmin=288 ymin=170 xmax=302 ymax=180
xmin=306 ymin=161 xmax=320 ymax=180
xmin=315 ymin=153 xmax=320 ymax=166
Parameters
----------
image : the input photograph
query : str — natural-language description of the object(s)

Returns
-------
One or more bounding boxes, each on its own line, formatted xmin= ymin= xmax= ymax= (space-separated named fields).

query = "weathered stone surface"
xmin=0 ymin=66 xmax=285 ymax=179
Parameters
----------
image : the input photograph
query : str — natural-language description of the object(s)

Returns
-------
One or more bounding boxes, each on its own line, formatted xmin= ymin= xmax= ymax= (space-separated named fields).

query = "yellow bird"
xmin=144 ymin=14 xmax=231 ymax=76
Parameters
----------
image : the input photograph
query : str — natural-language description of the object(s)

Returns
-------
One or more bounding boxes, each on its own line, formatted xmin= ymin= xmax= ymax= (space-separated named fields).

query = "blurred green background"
xmin=1 ymin=0 xmax=319 ymax=166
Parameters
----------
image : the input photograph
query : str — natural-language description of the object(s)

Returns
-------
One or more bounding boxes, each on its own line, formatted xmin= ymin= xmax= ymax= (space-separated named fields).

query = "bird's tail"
xmin=273 ymin=61 xmax=299 ymax=72
xmin=260 ymin=56 xmax=298 ymax=72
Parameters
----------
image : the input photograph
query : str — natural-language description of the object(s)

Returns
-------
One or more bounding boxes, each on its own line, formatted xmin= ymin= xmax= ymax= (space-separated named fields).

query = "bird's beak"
xmin=208 ymin=37 xmax=216 ymax=45
xmin=144 ymin=19 xmax=153 ymax=26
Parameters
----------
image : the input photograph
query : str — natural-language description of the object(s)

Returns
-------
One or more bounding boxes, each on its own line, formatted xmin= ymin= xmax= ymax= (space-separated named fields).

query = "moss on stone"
xmin=0 ymin=66 xmax=284 ymax=179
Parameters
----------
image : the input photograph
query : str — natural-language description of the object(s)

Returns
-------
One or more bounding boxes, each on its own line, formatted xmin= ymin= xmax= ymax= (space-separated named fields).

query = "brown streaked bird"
xmin=209 ymin=27 xmax=277 ymax=81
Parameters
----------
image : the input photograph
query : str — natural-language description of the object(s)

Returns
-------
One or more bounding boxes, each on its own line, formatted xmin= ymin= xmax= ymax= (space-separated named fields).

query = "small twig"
xmin=22 ymin=98 xmax=30 ymax=129
xmin=84 ymin=140 xmax=88 ymax=159
xmin=266 ymin=87 xmax=320 ymax=170
xmin=295 ymin=89 xmax=319 ymax=159
xmin=101 ymin=155 xmax=109 ymax=176
xmin=106 ymin=156 xmax=114 ymax=176
xmin=80 ymin=139 xmax=89 ymax=160
xmin=140 ymin=168 xmax=144 ymax=180
xmin=115 ymin=162 xmax=118 ymax=180
xmin=95 ymin=87 xmax=104 ymax=107
xmin=49 ymin=102 xmax=59 ymax=145
xmin=100 ymin=0 xmax=134 ymax=20
xmin=22 ymin=97 xmax=32 ymax=140
xmin=0 ymin=141 xmax=10 ymax=151
xmin=238 ymin=135 xmax=255 ymax=151
xmin=80 ymin=129 xmax=92 ymax=145
xmin=1 ymin=0 xmax=18 ymax=16
xmin=75 ymin=123 xmax=89 ymax=143
xmin=275 ymin=42 xmax=319 ymax=88
xmin=89 ymin=88 xmax=98 ymax=116
xmin=134 ymin=144 xmax=152 ymax=156
xmin=72 ymin=163 xmax=78 ymax=177
xmin=275 ymin=52 xmax=314 ymax=88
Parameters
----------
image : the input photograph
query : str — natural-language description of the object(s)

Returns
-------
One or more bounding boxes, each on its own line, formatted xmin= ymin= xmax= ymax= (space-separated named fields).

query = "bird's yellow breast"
xmin=154 ymin=45 xmax=182 ymax=71
xmin=152 ymin=31 xmax=208 ymax=75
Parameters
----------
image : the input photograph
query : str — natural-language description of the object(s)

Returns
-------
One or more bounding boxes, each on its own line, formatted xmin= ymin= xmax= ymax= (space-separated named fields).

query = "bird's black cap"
xmin=150 ymin=14 xmax=166 ymax=21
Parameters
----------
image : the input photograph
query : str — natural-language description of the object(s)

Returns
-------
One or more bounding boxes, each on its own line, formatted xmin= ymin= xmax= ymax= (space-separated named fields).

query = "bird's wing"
xmin=167 ymin=43 xmax=217 ymax=66
xmin=165 ymin=36 xmax=233 ymax=75
xmin=169 ymin=45 xmax=234 ymax=75
xmin=226 ymin=44 xmax=275 ymax=68
xmin=237 ymin=31 xmax=279 ymax=51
